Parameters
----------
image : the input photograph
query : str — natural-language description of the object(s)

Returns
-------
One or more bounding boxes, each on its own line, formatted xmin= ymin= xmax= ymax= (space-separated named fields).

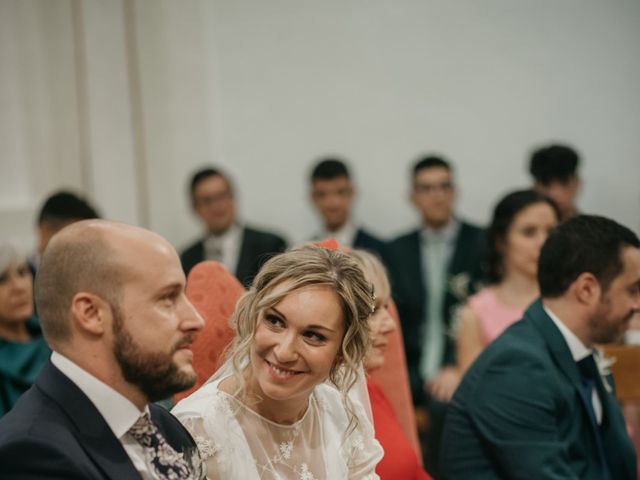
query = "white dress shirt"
xmin=203 ymin=222 xmax=242 ymax=274
xmin=543 ymin=306 xmax=603 ymax=424
xmin=51 ymin=352 xmax=159 ymax=479
xmin=315 ymin=221 xmax=358 ymax=248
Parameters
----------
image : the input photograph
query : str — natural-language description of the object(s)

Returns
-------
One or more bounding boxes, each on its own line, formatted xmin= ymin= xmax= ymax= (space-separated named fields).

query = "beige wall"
xmin=1 ymin=0 xmax=639 ymax=254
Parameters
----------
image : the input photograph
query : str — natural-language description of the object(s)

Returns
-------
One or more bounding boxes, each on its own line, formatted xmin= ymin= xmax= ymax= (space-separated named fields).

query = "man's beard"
xmin=112 ymin=305 xmax=197 ymax=402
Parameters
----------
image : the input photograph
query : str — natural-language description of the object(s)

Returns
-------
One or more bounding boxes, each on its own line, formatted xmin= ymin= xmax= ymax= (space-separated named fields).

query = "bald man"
xmin=0 ymin=220 xmax=206 ymax=479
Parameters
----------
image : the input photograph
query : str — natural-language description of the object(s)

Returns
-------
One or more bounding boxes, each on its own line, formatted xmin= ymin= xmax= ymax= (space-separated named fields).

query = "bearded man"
xmin=0 ymin=220 xmax=206 ymax=479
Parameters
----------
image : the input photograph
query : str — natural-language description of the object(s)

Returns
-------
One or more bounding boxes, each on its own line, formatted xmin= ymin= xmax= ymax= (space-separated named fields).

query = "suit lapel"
xmin=36 ymin=361 xmax=141 ymax=480
xmin=408 ymin=231 xmax=426 ymax=307
xmin=235 ymin=227 xmax=252 ymax=281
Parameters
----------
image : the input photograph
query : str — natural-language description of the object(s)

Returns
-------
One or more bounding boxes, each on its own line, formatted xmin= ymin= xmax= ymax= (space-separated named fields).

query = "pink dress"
xmin=467 ymin=288 xmax=524 ymax=344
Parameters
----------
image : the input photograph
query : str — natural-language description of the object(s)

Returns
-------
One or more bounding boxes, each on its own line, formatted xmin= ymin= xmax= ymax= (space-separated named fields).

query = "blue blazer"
xmin=440 ymin=300 xmax=637 ymax=479
xmin=0 ymin=360 xmax=199 ymax=479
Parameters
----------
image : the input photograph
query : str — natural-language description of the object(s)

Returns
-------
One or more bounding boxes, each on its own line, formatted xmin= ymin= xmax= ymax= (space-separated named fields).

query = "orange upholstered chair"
xmin=174 ymin=261 xmax=245 ymax=403
xmin=369 ymin=298 xmax=421 ymax=459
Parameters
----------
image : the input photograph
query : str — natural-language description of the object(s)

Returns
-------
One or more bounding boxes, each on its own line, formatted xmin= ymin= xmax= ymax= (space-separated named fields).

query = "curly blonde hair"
xmin=225 ymin=245 xmax=373 ymax=434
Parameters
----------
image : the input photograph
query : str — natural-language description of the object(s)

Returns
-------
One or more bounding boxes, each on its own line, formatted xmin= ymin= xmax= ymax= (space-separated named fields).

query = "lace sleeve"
xmin=179 ymin=415 xmax=222 ymax=480
xmin=345 ymin=393 xmax=383 ymax=479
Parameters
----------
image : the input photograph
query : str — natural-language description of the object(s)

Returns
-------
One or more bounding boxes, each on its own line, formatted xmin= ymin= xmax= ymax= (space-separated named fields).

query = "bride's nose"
xmin=273 ymin=332 xmax=299 ymax=363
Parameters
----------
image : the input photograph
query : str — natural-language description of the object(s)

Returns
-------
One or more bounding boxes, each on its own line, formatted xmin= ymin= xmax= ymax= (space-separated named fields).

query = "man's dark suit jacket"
xmin=353 ymin=228 xmax=388 ymax=264
xmin=386 ymin=220 xmax=484 ymax=404
xmin=180 ymin=225 xmax=287 ymax=286
xmin=440 ymin=300 xmax=637 ymax=479
xmin=0 ymin=361 xmax=199 ymax=479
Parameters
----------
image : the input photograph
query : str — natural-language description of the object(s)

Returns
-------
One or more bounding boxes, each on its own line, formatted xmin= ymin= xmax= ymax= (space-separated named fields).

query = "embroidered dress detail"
xmin=172 ymin=365 xmax=384 ymax=479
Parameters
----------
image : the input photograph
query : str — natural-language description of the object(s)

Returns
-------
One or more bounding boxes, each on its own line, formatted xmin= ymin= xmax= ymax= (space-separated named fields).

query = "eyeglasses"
xmin=195 ymin=190 xmax=232 ymax=206
xmin=414 ymin=181 xmax=453 ymax=195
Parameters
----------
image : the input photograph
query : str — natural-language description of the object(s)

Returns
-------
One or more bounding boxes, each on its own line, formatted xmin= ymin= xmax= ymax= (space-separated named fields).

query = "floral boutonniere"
xmin=448 ymin=272 xmax=471 ymax=301
xmin=594 ymin=348 xmax=616 ymax=393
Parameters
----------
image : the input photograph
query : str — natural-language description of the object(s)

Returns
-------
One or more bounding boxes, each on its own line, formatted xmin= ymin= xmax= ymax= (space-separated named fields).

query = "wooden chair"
xmin=600 ymin=343 xmax=640 ymax=473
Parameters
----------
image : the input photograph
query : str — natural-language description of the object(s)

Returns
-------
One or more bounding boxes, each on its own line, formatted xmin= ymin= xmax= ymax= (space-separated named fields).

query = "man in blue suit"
xmin=441 ymin=215 xmax=639 ymax=479
xmin=0 ymin=220 xmax=206 ymax=479
xmin=309 ymin=158 xmax=387 ymax=261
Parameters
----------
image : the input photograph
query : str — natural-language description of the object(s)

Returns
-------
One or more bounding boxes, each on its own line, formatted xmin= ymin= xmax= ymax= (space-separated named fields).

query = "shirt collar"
xmin=319 ymin=221 xmax=357 ymax=248
xmin=421 ymin=218 xmax=460 ymax=244
xmin=542 ymin=305 xmax=592 ymax=361
xmin=51 ymin=351 xmax=148 ymax=439
xmin=205 ymin=222 xmax=241 ymax=243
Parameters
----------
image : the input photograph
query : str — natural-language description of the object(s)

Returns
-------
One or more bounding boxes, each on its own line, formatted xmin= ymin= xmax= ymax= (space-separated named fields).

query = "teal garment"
xmin=440 ymin=300 xmax=637 ymax=480
xmin=0 ymin=316 xmax=51 ymax=417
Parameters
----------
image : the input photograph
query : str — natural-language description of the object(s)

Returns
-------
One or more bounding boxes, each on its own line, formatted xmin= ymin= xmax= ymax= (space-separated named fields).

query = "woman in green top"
xmin=0 ymin=244 xmax=50 ymax=417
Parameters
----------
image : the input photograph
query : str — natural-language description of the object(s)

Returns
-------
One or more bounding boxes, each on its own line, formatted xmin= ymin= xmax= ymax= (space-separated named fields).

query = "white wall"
xmin=1 ymin=0 xmax=639 ymax=253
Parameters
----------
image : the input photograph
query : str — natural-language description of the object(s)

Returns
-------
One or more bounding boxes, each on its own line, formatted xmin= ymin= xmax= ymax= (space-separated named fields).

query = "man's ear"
xmin=572 ymin=272 xmax=601 ymax=306
xmin=70 ymin=292 xmax=110 ymax=336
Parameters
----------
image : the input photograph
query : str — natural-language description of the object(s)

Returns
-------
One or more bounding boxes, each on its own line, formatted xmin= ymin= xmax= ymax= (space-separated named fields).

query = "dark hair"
xmin=529 ymin=144 xmax=580 ymax=185
xmin=310 ymin=158 xmax=350 ymax=182
xmin=188 ymin=167 xmax=232 ymax=201
xmin=412 ymin=155 xmax=451 ymax=180
xmin=538 ymin=215 xmax=640 ymax=297
xmin=485 ymin=189 xmax=559 ymax=283
xmin=37 ymin=191 xmax=100 ymax=226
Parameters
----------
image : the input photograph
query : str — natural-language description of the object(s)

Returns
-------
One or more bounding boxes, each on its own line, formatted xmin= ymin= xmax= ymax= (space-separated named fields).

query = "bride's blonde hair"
xmin=225 ymin=245 xmax=373 ymax=435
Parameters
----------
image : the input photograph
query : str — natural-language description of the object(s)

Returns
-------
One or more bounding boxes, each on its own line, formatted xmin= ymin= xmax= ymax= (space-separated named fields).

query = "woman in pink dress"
xmin=456 ymin=189 xmax=560 ymax=375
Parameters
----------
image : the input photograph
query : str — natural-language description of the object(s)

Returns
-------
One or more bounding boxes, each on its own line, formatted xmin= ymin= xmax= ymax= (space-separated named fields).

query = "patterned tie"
xmin=128 ymin=412 xmax=192 ymax=480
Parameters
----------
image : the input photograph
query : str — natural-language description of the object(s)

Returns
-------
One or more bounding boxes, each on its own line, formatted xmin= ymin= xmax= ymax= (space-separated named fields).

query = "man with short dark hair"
xmin=386 ymin=155 xmax=484 ymax=476
xmin=441 ymin=214 xmax=640 ymax=479
xmin=34 ymin=190 xmax=100 ymax=267
xmin=0 ymin=220 xmax=206 ymax=479
xmin=180 ymin=167 xmax=287 ymax=286
xmin=529 ymin=144 xmax=581 ymax=221
xmin=309 ymin=158 xmax=386 ymax=259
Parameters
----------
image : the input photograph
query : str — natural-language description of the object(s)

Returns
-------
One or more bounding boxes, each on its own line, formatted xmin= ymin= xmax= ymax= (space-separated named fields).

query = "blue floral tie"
xmin=128 ymin=412 xmax=192 ymax=480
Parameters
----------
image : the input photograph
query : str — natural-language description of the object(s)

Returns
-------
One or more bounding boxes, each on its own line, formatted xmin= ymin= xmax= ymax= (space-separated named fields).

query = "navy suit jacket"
xmin=180 ymin=225 xmax=287 ymax=286
xmin=0 ymin=361 xmax=199 ymax=479
xmin=440 ymin=300 xmax=637 ymax=479
xmin=386 ymin=220 xmax=485 ymax=403
xmin=353 ymin=227 xmax=388 ymax=264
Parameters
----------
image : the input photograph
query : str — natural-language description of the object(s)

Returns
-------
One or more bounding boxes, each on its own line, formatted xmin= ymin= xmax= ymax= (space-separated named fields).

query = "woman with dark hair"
xmin=455 ymin=189 xmax=559 ymax=375
xmin=0 ymin=244 xmax=50 ymax=416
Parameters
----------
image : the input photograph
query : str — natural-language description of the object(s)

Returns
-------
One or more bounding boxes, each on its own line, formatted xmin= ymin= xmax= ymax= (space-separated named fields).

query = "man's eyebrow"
xmin=156 ymin=282 xmax=183 ymax=297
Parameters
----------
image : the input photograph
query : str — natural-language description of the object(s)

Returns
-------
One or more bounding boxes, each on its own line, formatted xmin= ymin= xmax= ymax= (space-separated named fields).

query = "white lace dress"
xmin=172 ymin=366 xmax=383 ymax=479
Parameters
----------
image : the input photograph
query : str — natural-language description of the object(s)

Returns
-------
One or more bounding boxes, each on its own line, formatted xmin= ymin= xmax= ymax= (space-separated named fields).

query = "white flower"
xmin=448 ymin=273 xmax=471 ymax=300
xmin=279 ymin=441 xmax=293 ymax=460
xmin=298 ymin=463 xmax=316 ymax=480
xmin=594 ymin=348 xmax=616 ymax=393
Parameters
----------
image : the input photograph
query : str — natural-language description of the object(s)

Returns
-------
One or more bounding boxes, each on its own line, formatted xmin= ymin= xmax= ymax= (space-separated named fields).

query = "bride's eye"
xmin=302 ymin=330 xmax=326 ymax=345
xmin=264 ymin=313 xmax=285 ymax=329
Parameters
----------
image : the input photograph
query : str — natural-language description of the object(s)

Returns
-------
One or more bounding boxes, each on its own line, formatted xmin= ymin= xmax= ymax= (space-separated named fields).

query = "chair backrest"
xmin=174 ymin=261 xmax=245 ymax=403
xmin=600 ymin=344 xmax=640 ymax=402
xmin=369 ymin=298 xmax=422 ymax=458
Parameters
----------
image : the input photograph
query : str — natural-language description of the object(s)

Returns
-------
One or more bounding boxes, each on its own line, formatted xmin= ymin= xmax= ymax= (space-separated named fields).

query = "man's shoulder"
xmin=388 ymin=229 xmax=420 ymax=249
xmin=456 ymin=219 xmax=485 ymax=242
xmin=180 ymin=238 xmax=205 ymax=259
xmin=0 ymin=386 xmax=85 ymax=463
xmin=242 ymin=225 xmax=287 ymax=248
